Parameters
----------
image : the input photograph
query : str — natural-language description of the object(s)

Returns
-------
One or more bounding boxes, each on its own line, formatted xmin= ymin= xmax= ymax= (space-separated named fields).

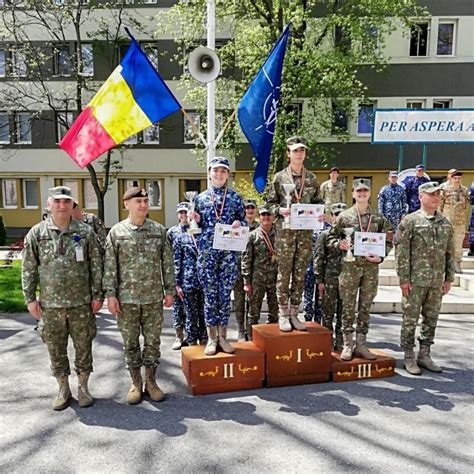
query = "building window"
xmin=15 ymin=112 xmax=32 ymax=144
xmin=123 ymin=134 xmax=138 ymax=145
xmin=53 ymin=44 xmax=72 ymax=76
xmin=362 ymin=25 xmax=378 ymax=50
xmin=22 ymin=179 xmax=38 ymax=208
xmin=83 ymin=179 xmax=98 ymax=209
xmin=142 ymin=42 xmax=159 ymax=69
xmin=184 ymin=179 xmax=202 ymax=193
xmin=433 ymin=99 xmax=452 ymax=109
xmin=0 ymin=112 xmax=10 ymax=143
xmin=81 ymin=44 xmax=94 ymax=76
xmin=11 ymin=48 xmax=27 ymax=77
xmin=184 ymin=112 xmax=200 ymax=143
xmin=409 ymin=22 xmax=429 ymax=57
xmin=117 ymin=43 xmax=131 ymax=63
xmin=437 ymin=22 xmax=456 ymax=56
xmin=334 ymin=25 xmax=351 ymax=52
xmin=143 ymin=123 xmax=160 ymax=144
xmin=56 ymin=111 xmax=74 ymax=142
xmin=124 ymin=179 xmax=138 ymax=190
xmin=62 ymin=178 xmax=78 ymax=200
xmin=406 ymin=100 xmax=425 ymax=109
xmin=143 ymin=0 xmax=157 ymax=3
xmin=2 ymin=179 xmax=17 ymax=208
xmin=0 ymin=48 xmax=5 ymax=77
xmin=146 ymin=179 xmax=161 ymax=209
xmin=357 ymin=104 xmax=375 ymax=135
xmin=283 ymin=102 xmax=303 ymax=135
xmin=331 ymin=101 xmax=349 ymax=134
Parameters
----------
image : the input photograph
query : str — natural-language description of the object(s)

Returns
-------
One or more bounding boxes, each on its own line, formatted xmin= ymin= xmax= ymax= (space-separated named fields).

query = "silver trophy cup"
xmin=343 ymin=227 xmax=355 ymax=262
xmin=184 ymin=191 xmax=201 ymax=235
xmin=281 ymin=183 xmax=296 ymax=230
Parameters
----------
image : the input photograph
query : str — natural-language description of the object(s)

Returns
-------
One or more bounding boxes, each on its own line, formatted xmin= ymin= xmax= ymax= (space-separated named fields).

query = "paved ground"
xmin=0 ymin=309 xmax=472 ymax=473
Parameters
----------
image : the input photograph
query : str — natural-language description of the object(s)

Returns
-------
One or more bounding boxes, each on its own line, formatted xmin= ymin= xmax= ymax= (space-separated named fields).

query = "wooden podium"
xmin=331 ymin=350 xmax=396 ymax=382
xmin=251 ymin=322 xmax=332 ymax=387
xmin=181 ymin=342 xmax=265 ymax=395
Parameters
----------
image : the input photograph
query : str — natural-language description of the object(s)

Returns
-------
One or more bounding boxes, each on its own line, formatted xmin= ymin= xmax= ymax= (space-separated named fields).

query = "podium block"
xmin=181 ymin=342 xmax=265 ymax=395
xmin=252 ymin=322 xmax=332 ymax=387
xmin=331 ymin=350 xmax=396 ymax=382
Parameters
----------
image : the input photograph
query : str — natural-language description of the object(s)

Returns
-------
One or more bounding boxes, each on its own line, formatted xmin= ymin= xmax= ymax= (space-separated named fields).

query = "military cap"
xmin=418 ymin=181 xmax=440 ymax=194
xmin=286 ymin=136 xmax=307 ymax=151
xmin=389 ymin=171 xmax=398 ymax=177
xmin=331 ymin=202 xmax=347 ymax=215
xmin=123 ymin=187 xmax=148 ymax=201
xmin=208 ymin=156 xmax=230 ymax=170
xmin=176 ymin=202 xmax=190 ymax=213
xmin=450 ymin=169 xmax=463 ymax=177
xmin=447 ymin=168 xmax=457 ymax=175
xmin=48 ymin=186 xmax=75 ymax=201
xmin=244 ymin=199 xmax=257 ymax=208
xmin=258 ymin=205 xmax=272 ymax=215
xmin=330 ymin=167 xmax=340 ymax=173
xmin=352 ymin=178 xmax=371 ymax=191
xmin=415 ymin=164 xmax=425 ymax=170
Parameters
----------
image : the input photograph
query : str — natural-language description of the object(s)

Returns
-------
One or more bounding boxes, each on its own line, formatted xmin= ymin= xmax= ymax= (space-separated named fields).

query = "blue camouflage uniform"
xmin=405 ymin=176 xmax=430 ymax=214
xmin=167 ymin=223 xmax=189 ymax=330
xmin=195 ymin=186 xmax=245 ymax=327
xmin=378 ymin=183 xmax=407 ymax=232
xmin=173 ymin=232 xmax=206 ymax=344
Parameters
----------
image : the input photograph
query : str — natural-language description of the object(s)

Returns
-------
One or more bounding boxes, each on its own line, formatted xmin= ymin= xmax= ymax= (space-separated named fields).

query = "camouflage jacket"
xmin=173 ymin=233 xmax=201 ymax=290
xmin=328 ymin=205 xmax=392 ymax=262
xmin=103 ymin=217 xmax=174 ymax=304
xmin=314 ymin=229 xmax=343 ymax=284
xmin=236 ymin=219 xmax=259 ymax=273
xmin=241 ymin=226 xmax=278 ymax=286
xmin=266 ymin=166 xmax=323 ymax=227
xmin=319 ymin=180 xmax=346 ymax=210
xmin=82 ymin=212 xmax=107 ymax=250
xmin=395 ymin=210 xmax=455 ymax=287
xmin=167 ymin=223 xmax=189 ymax=248
xmin=22 ymin=217 xmax=103 ymax=308
xmin=440 ymin=184 xmax=470 ymax=226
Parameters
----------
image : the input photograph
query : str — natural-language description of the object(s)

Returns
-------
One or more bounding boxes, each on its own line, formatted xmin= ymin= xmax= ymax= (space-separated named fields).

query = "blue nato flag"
xmin=237 ymin=24 xmax=291 ymax=193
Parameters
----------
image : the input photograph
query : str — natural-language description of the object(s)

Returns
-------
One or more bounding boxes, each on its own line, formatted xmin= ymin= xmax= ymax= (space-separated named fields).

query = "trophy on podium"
xmin=281 ymin=183 xmax=296 ymax=229
xmin=184 ymin=191 xmax=201 ymax=235
xmin=343 ymin=227 xmax=355 ymax=262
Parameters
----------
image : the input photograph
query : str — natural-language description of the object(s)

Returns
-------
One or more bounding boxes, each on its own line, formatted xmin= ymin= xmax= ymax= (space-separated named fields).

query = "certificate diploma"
xmin=212 ymin=224 xmax=249 ymax=252
xmin=353 ymin=232 xmax=386 ymax=257
xmin=290 ymin=204 xmax=325 ymax=230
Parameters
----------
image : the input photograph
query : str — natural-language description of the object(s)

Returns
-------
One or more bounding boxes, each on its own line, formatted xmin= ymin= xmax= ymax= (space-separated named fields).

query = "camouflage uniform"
xmin=194 ymin=186 xmax=245 ymax=327
xmin=377 ymin=183 xmax=407 ymax=232
xmin=314 ymin=229 xmax=343 ymax=338
xmin=405 ymin=176 xmax=430 ymax=214
xmin=440 ymin=183 xmax=470 ymax=265
xmin=173 ymin=232 xmax=206 ymax=345
xmin=320 ymin=180 xmax=346 ymax=211
xmin=267 ymin=167 xmax=323 ymax=307
xmin=396 ymin=210 xmax=455 ymax=349
xmin=103 ymin=217 xmax=174 ymax=369
xmin=470 ymin=183 xmax=474 ymax=255
xmin=22 ymin=217 xmax=103 ymax=377
xmin=241 ymin=226 xmax=278 ymax=330
xmin=328 ymin=205 xmax=391 ymax=335
xmin=82 ymin=212 xmax=107 ymax=250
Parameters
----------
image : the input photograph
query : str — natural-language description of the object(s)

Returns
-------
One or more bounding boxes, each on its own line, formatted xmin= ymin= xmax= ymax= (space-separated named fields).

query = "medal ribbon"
xmin=356 ymin=207 xmax=373 ymax=233
xmin=211 ymin=187 xmax=227 ymax=221
xmin=191 ymin=234 xmax=198 ymax=251
xmin=260 ymin=228 xmax=275 ymax=257
xmin=286 ymin=166 xmax=305 ymax=203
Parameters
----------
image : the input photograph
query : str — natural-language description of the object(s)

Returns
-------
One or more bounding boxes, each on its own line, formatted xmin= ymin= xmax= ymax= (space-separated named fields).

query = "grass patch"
xmin=0 ymin=260 xmax=27 ymax=312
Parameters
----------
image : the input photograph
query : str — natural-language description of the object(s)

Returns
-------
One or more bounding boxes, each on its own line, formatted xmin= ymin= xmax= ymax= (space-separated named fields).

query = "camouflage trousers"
xmin=182 ymin=288 xmax=207 ymax=344
xmin=40 ymin=304 xmax=96 ymax=377
xmin=117 ymin=302 xmax=163 ymax=369
xmin=321 ymin=280 xmax=342 ymax=336
xmin=453 ymin=223 xmax=466 ymax=263
xmin=303 ymin=265 xmax=323 ymax=322
xmin=339 ymin=260 xmax=379 ymax=335
xmin=400 ymin=285 xmax=443 ymax=350
xmin=233 ymin=272 xmax=246 ymax=326
xmin=247 ymin=281 xmax=278 ymax=326
xmin=172 ymin=295 xmax=186 ymax=329
xmin=275 ymin=229 xmax=313 ymax=306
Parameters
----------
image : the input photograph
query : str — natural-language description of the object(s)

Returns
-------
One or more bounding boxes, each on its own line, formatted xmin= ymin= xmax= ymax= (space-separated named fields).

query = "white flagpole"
xmin=206 ymin=0 xmax=216 ymax=174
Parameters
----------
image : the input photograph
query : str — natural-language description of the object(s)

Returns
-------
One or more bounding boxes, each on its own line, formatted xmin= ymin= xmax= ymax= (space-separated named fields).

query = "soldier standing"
xmin=439 ymin=170 xmax=470 ymax=274
xmin=234 ymin=199 xmax=259 ymax=340
xmin=267 ymin=136 xmax=324 ymax=332
xmin=242 ymin=206 xmax=278 ymax=339
xmin=328 ymin=179 xmax=391 ymax=361
xmin=192 ymin=157 xmax=245 ymax=356
xmin=469 ymin=182 xmax=474 ymax=257
xmin=314 ymin=203 xmax=346 ymax=351
xmin=22 ymin=186 xmax=103 ymax=411
xmin=320 ymin=167 xmax=346 ymax=211
xmin=405 ymin=164 xmax=430 ymax=214
xmin=396 ymin=182 xmax=455 ymax=375
xmin=167 ymin=202 xmax=190 ymax=349
xmin=71 ymin=201 xmax=107 ymax=250
xmin=103 ymin=187 xmax=174 ymax=404
xmin=377 ymin=171 xmax=407 ymax=233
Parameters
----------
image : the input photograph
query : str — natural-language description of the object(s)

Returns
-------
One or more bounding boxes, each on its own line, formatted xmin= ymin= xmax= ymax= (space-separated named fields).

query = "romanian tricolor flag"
xmin=60 ymin=36 xmax=181 ymax=168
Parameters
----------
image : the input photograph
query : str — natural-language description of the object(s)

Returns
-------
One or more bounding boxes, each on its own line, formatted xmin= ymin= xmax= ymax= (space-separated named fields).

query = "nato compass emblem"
xmin=254 ymin=68 xmax=280 ymax=136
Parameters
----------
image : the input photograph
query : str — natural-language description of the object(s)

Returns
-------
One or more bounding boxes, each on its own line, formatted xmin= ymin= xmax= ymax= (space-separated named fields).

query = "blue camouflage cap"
xmin=208 ymin=157 xmax=230 ymax=170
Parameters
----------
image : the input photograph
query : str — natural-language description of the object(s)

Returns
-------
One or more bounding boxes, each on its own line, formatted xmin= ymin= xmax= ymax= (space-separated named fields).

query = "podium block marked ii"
xmin=252 ymin=322 xmax=332 ymax=388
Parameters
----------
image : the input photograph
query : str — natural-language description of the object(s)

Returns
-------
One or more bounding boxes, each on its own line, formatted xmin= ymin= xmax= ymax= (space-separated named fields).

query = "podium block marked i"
xmin=252 ymin=322 xmax=332 ymax=388
xmin=181 ymin=341 xmax=265 ymax=396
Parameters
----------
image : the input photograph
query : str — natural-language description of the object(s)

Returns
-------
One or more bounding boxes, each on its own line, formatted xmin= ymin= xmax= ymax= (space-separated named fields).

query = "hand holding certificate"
xmin=213 ymin=224 xmax=249 ymax=252
xmin=353 ymin=232 xmax=386 ymax=257
xmin=290 ymin=204 xmax=325 ymax=230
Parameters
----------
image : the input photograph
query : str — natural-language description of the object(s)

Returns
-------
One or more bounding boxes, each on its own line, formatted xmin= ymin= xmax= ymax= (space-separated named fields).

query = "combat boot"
xmin=289 ymin=305 xmax=307 ymax=331
xmin=454 ymin=261 xmax=463 ymax=274
xmin=278 ymin=305 xmax=292 ymax=332
xmin=127 ymin=368 xmax=143 ymax=405
xmin=204 ymin=326 xmax=218 ymax=356
xmin=217 ymin=325 xmax=235 ymax=354
xmin=144 ymin=367 xmax=165 ymax=402
xmin=403 ymin=350 xmax=421 ymax=375
xmin=341 ymin=334 xmax=354 ymax=361
xmin=417 ymin=345 xmax=442 ymax=373
xmin=171 ymin=326 xmax=184 ymax=350
xmin=334 ymin=334 xmax=344 ymax=352
xmin=237 ymin=322 xmax=246 ymax=341
xmin=353 ymin=333 xmax=376 ymax=360
xmin=77 ymin=372 xmax=93 ymax=408
xmin=53 ymin=376 xmax=71 ymax=411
